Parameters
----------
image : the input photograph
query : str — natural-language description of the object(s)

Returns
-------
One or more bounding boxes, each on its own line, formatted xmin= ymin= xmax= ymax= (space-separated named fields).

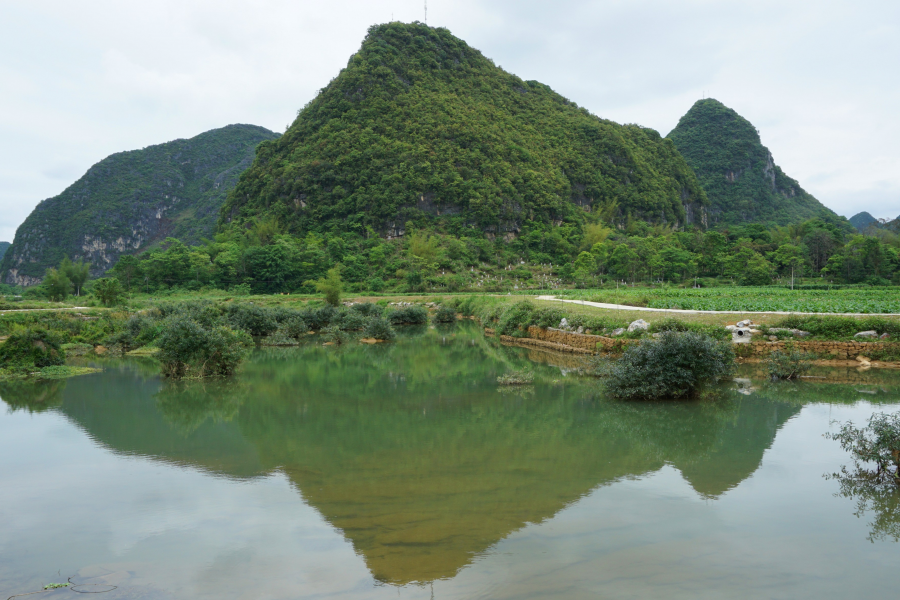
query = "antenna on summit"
xmin=425 ymin=0 xmax=428 ymax=24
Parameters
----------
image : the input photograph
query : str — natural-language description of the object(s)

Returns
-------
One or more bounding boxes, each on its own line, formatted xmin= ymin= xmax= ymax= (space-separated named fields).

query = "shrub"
xmin=433 ymin=305 xmax=457 ymax=323
xmin=604 ymin=331 xmax=735 ymax=400
xmin=226 ymin=304 xmax=277 ymax=336
xmin=772 ymin=315 xmax=900 ymax=340
xmin=156 ymin=317 xmax=253 ymax=379
xmin=363 ymin=317 xmax=396 ymax=341
xmin=302 ymin=305 xmax=339 ymax=330
xmin=321 ymin=325 xmax=349 ymax=345
xmin=93 ymin=278 xmax=123 ymax=306
xmin=388 ymin=305 xmax=428 ymax=325
xmin=158 ymin=301 xmax=223 ymax=328
xmin=497 ymin=300 xmax=535 ymax=335
xmin=0 ymin=329 xmax=66 ymax=369
xmin=109 ymin=313 xmax=160 ymax=351
xmin=261 ymin=326 xmax=300 ymax=347
xmin=533 ymin=307 xmax=565 ymax=328
xmin=338 ymin=310 xmax=368 ymax=331
xmin=279 ymin=316 xmax=308 ymax=339
xmin=351 ymin=302 xmax=383 ymax=317
xmin=767 ymin=348 xmax=812 ymax=380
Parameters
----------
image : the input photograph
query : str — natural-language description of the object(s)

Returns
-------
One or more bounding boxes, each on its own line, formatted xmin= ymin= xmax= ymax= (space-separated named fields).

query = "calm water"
xmin=2 ymin=322 xmax=899 ymax=599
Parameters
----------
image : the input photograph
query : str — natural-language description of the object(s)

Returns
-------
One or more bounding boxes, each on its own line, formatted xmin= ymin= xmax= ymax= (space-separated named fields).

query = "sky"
xmin=1 ymin=0 xmax=898 ymax=242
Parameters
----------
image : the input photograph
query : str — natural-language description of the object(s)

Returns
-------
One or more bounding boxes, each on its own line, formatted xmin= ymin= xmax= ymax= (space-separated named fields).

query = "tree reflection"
xmin=0 ymin=379 xmax=66 ymax=413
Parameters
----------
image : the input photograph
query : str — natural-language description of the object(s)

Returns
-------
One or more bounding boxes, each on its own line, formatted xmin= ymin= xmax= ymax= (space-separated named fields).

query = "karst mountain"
xmin=220 ymin=22 xmax=708 ymax=237
xmin=667 ymin=98 xmax=840 ymax=226
xmin=1 ymin=124 xmax=278 ymax=285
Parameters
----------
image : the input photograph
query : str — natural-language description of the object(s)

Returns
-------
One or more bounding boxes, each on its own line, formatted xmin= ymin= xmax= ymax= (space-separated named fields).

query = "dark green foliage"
xmin=433 ymin=305 xmax=457 ymax=323
xmin=109 ymin=314 xmax=159 ymax=351
xmin=279 ymin=316 xmax=309 ymax=339
xmin=157 ymin=301 xmax=223 ymax=329
xmin=388 ymin=305 xmax=428 ymax=325
xmin=667 ymin=99 xmax=843 ymax=227
xmin=42 ymin=268 xmax=70 ymax=301
xmin=60 ymin=258 xmax=90 ymax=296
xmin=363 ymin=317 xmax=396 ymax=341
xmin=303 ymin=305 xmax=339 ymax=330
xmin=0 ymin=329 xmax=66 ymax=369
xmin=497 ymin=300 xmax=535 ymax=335
xmin=338 ymin=310 xmax=368 ymax=331
xmin=351 ymin=302 xmax=384 ymax=318
xmin=156 ymin=316 xmax=253 ymax=378
xmin=226 ymin=303 xmax=278 ymax=336
xmin=92 ymin=278 xmax=123 ymax=306
xmin=766 ymin=349 xmax=812 ymax=381
xmin=221 ymin=22 xmax=707 ymax=236
xmin=604 ymin=331 xmax=735 ymax=400
xmin=320 ymin=325 xmax=350 ymax=345
xmin=1 ymin=124 xmax=278 ymax=284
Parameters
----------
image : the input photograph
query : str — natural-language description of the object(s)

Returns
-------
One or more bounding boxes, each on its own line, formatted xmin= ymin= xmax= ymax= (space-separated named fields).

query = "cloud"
xmin=0 ymin=0 xmax=898 ymax=241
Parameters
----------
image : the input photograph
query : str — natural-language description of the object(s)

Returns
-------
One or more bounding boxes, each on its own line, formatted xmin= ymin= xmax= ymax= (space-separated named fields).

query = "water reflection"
xmin=8 ymin=324 xmax=819 ymax=586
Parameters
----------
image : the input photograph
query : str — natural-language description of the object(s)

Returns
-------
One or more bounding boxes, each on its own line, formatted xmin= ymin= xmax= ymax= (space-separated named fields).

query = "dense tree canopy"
xmin=221 ymin=22 xmax=708 ymax=237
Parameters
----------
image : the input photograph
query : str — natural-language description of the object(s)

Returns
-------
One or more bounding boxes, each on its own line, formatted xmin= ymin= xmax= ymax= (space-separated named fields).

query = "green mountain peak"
xmin=221 ymin=22 xmax=708 ymax=236
xmin=667 ymin=98 xmax=839 ymax=226
xmin=1 ymin=124 xmax=278 ymax=285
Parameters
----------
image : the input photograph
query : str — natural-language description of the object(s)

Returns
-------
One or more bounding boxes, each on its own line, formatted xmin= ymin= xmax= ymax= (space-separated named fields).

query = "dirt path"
xmin=534 ymin=296 xmax=900 ymax=317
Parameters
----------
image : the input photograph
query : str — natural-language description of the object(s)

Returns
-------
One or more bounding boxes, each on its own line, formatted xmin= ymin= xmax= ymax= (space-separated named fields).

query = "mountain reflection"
xmin=8 ymin=324 xmax=820 ymax=585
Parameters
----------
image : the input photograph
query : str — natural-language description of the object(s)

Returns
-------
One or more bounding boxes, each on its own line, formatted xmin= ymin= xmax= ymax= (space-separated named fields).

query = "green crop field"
xmin=558 ymin=287 xmax=900 ymax=314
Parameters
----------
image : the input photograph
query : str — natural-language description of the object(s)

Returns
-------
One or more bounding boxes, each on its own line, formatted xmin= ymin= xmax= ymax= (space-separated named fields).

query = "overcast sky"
xmin=1 ymin=0 xmax=898 ymax=242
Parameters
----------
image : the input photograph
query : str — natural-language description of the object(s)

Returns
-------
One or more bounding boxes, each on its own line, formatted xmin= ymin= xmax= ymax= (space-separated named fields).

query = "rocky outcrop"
xmin=1 ymin=124 xmax=278 ymax=284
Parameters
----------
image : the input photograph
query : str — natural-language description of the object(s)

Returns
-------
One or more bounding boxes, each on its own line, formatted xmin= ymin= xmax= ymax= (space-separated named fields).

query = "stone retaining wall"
xmin=742 ymin=340 xmax=900 ymax=359
xmin=488 ymin=326 xmax=898 ymax=360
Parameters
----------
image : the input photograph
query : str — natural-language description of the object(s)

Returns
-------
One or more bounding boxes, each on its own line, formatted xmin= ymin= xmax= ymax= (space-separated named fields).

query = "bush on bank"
xmin=604 ymin=332 xmax=735 ymax=400
xmin=0 ymin=329 xmax=66 ymax=370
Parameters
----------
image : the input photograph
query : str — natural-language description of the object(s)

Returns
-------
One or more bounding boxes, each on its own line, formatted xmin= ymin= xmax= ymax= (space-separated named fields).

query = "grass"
xmin=0 ymin=365 xmax=101 ymax=381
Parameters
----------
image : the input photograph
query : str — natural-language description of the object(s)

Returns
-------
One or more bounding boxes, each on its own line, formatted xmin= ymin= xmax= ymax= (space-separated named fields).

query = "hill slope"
xmin=849 ymin=211 xmax=900 ymax=232
xmin=221 ymin=22 xmax=708 ymax=237
xmin=667 ymin=99 xmax=838 ymax=226
xmin=1 ymin=124 xmax=278 ymax=285
xmin=0 ymin=242 xmax=9 ymax=262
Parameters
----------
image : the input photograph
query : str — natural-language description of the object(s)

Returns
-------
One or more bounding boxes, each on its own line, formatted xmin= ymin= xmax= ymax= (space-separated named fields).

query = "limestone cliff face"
xmin=1 ymin=124 xmax=278 ymax=285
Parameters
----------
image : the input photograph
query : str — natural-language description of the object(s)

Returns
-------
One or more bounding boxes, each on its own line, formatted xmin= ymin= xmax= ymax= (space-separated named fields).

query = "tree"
xmin=111 ymin=255 xmax=142 ymax=291
xmin=772 ymin=244 xmax=804 ymax=289
xmin=60 ymin=258 xmax=90 ymax=296
xmin=573 ymin=251 xmax=597 ymax=283
xmin=42 ymin=267 xmax=71 ymax=301
xmin=312 ymin=266 xmax=344 ymax=306
xmin=93 ymin=278 xmax=123 ymax=307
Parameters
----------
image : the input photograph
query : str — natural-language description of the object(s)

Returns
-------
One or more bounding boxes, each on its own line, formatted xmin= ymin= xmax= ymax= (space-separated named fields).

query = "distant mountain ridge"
xmin=1 ymin=124 xmax=278 ymax=285
xmin=221 ymin=22 xmax=709 ymax=237
xmin=0 ymin=242 xmax=9 ymax=263
xmin=667 ymin=99 xmax=841 ymax=227
xmin=849 ymin=211 xmax=899 ymax=231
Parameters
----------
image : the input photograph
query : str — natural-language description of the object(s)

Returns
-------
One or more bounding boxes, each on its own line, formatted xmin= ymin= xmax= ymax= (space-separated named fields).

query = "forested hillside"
xmin=0 ymin=124 xmax=277 ymax=285
xmin=667 ymin=99 xmax=840 ymax=227
xmin=221 ymin=22 xmax=708 ymax=237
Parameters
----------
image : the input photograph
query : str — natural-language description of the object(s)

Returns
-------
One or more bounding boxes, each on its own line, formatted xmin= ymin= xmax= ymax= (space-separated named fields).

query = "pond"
xmin=2 ymin=322 xmax=899 ymax=599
